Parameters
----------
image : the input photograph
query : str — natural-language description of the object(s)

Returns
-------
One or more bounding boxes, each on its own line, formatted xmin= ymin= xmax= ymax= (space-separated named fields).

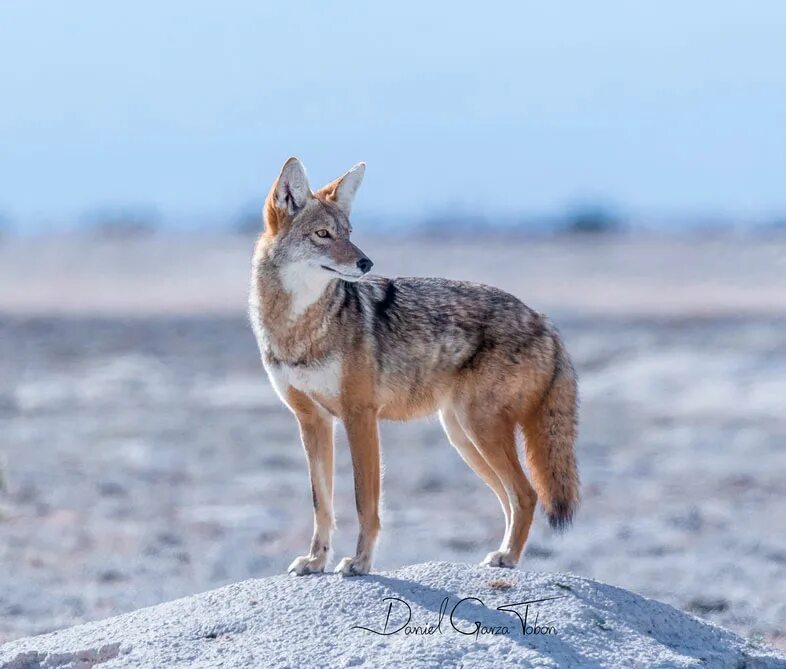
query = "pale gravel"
xmin=1 ymin=562 xmax=784 ymax=669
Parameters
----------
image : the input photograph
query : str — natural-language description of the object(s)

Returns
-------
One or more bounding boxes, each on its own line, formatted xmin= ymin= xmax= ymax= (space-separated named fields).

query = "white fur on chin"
xmin=279 ymin=261 xmax=362 ymax=316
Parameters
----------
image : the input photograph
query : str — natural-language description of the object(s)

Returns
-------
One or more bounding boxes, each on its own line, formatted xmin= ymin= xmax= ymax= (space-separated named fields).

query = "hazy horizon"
xmin=2 ymin=1 xmax=786 ymax=230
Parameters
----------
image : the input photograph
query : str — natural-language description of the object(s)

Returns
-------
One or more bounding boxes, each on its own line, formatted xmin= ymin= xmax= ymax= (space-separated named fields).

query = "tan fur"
xmin=250 ymin=158 xmax=580 ymax=576
xmin=262 ymin=177 xmax=285 ymax=238
xmin=285 ymin=387 xmax=335 ymax=575
xmin=314 ymin=179 xmax=343 ymax=205
xmin=522 ymin=345 xmax=580 ymax=524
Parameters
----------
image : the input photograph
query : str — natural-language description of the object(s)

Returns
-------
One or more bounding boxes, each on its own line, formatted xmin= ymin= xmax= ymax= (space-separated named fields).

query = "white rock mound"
xmin=1 ymin=562 xmax=783 ymax=669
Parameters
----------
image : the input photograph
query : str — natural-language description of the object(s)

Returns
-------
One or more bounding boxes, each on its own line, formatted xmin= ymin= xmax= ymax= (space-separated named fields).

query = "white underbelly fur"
xmin=266 ymin=356 xmax=342 ymax=404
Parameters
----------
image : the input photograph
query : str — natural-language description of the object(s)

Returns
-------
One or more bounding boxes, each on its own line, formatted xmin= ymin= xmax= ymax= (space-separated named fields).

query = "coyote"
xmin=249 ymin=158 xmax=579 ymax=576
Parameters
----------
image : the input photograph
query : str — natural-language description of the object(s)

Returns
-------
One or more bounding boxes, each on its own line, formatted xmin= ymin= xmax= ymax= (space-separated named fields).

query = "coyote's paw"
xmin=335 ymin=555 xmax=371 ymax=577
xmin=288 ymin=554 xmax=327 ymax=576
xmin=481 ymin=550 xmax=517 ymax=569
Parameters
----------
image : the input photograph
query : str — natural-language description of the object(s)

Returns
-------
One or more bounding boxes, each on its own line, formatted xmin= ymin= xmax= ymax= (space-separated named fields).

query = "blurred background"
xmin=0 ymin=0 xmax=784 ymax=650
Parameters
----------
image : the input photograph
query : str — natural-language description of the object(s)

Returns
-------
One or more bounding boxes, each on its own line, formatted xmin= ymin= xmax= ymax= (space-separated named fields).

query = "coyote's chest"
xmin=266 ymin=356 xmax=343 ymax=403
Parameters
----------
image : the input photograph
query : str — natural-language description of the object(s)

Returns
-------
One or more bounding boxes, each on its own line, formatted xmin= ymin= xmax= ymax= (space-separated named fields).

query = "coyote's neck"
xmin=250 ymin=254 xmax=341 ymax=365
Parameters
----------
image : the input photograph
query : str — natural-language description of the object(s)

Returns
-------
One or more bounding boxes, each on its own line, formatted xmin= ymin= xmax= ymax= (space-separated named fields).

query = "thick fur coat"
xmin=250 ymin=158 xmax=579 ymax=576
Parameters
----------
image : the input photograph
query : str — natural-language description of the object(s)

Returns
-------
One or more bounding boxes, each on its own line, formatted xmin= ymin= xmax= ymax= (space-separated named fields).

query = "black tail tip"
xmin=548 ymin=501 xmax=574 ymax=531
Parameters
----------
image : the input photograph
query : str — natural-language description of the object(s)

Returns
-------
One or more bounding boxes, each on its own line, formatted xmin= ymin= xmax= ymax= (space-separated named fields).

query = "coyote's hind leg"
xmin=457 ymin=408 xmax=537 ymax=568
xmin=439 ymin=408 xmax=511 ymax=551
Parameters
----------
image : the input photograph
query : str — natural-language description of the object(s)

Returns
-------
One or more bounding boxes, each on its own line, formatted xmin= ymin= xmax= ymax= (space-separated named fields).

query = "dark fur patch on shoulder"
xmin=374 ymin=280 xmax=397 ymax=322
xmin=459 ymin=330 xmax=493 ymax=371
xmin=339 ymin=281 xmax=362 ymax=316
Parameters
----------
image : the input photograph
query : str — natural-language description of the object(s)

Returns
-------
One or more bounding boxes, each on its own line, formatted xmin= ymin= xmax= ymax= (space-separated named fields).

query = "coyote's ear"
xmin=315 ymin=162 xmax=366 ymax=216
xmin=264 ymin=157 xmax=311 ymax=235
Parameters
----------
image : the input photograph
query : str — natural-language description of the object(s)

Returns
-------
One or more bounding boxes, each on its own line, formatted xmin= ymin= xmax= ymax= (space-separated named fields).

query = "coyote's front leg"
xmin=286 ymin=388 xmax=335 ymax=575
xmin=336 ymin=407 xmax=380 ymax=576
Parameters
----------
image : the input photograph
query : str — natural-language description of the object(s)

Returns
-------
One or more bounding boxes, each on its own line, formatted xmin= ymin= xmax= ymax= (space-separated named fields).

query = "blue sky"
xmin=1 ymin=1 xmax=785 ymax=228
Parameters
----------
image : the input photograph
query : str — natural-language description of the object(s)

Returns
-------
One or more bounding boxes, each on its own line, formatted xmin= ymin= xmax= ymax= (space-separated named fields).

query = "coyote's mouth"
xmin=320 ymin=265 xmax=363 ymax=281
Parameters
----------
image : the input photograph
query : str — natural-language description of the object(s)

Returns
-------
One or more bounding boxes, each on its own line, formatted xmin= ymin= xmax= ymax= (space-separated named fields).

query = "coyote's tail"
xmin=522 ymin=333 xmax=579 ymax=530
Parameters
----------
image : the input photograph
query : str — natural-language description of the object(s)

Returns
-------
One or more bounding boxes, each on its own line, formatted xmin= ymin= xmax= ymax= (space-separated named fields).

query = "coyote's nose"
xmin=356 ymin=257 xmax=373 ymax=273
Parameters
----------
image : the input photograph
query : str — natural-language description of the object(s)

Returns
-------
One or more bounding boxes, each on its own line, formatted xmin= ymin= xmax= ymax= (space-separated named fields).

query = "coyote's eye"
xmin=315 ymin=229 xmax=330 ymax=239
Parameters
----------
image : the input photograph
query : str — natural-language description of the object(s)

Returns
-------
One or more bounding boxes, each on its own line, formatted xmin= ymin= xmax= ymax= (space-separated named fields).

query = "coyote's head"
xmin=260 ymin=157 xmax=372 ymax=283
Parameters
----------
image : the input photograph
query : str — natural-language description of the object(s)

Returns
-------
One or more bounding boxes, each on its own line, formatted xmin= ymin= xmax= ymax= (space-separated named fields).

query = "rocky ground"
xmin=2 ymin=562 xmax=784 ymax=669
xmin=0 ymin=235 xmax=784 ymax=650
